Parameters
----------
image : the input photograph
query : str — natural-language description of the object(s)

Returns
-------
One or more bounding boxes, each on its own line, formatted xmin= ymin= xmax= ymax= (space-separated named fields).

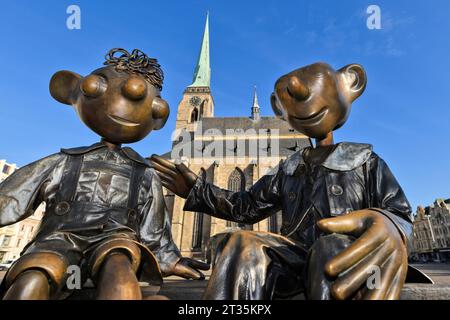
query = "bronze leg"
xmin=204 ymin=231 xmax=305 ymax=300
xmin=96 ymin=252 xmax=142 ymax=300
xmin=3 ymin=270 xmax=50 ymax=300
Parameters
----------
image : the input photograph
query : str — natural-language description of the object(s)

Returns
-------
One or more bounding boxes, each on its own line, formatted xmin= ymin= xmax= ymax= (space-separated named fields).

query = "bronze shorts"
xmin=3 ymin=229 xmax=162 ymax=298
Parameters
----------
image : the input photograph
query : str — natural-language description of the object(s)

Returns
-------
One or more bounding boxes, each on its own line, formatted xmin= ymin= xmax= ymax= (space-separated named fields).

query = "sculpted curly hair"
xmin=104 ymin=48 xmax=164 ymax=90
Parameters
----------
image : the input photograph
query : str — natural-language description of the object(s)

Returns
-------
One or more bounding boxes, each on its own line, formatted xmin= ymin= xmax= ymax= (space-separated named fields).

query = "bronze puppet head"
xmin=49 ymin=48 xmax=170 ymax=144
xmin=271 ymin=62 xmax=367 ymax=141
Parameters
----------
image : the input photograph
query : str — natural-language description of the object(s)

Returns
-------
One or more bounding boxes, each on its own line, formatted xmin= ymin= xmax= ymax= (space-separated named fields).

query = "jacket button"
xmin=288 ymin=192 xmax=296 ymax=201
xmin=330 ymin=185 xmax=344 ymax=196
xmin=55 ymin=201 xmax=70 ymax=215
xmin=128 ymin=209 xmax=137 ymax=219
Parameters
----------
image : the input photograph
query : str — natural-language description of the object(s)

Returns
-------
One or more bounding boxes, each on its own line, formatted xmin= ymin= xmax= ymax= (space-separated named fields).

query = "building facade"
xmin=412 ymin=199 xmax=450 ymax=262
xmin=162 ymin=15 xmax=311 ymax=260
xmin=0 ymin=160 xmax=44 ymax=263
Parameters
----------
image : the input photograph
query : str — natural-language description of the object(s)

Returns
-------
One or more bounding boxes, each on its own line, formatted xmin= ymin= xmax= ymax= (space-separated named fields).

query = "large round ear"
xmin=152 ymin=97 xmax=170 ymax=130
xmin=270 ymin=92 xmax=286 ymax=121
xmin=337 ymin=64 xmax=367 ymax=103
xmin=49 ymin=70 xmax=81 ymax=105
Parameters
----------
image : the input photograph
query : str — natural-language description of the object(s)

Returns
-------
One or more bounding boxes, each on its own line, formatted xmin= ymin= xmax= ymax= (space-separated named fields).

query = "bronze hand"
xmin=317 ymin=209 xmax=408 ymax=300
xmin=164 ymin=257 xmax=210 ymax=280
xmin=150 ymin=155 xmax=198 ymax=198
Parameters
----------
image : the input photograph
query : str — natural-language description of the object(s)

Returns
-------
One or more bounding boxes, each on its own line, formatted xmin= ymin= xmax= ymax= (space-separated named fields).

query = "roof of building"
xmin=188 ymin=13 xmax=210 ymax=88
xmin=200 ymin=116 xmax=294 ymax=132
xmin=163 ymin=116 xmax=311 ymax=160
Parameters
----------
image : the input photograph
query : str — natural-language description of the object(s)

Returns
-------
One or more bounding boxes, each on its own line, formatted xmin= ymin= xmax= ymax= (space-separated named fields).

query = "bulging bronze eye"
xmin=80 ymin=74 xmax=107 ymax=98
xmin=122 ymin=76 xmax=147 ymax=101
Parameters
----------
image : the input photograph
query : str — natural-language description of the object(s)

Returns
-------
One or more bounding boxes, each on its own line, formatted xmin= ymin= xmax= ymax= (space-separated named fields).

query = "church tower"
xmin=250 ymin=86 xmax=261 ymax=121
xmin=175 ymin=13 xmax=214 ymax=132
xmin=166 ymin=14 xmax=311 ymax=260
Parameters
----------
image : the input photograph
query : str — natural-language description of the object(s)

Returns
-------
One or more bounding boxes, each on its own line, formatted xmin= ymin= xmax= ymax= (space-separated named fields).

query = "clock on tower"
xmin=189 ymin=96 xmax=201 ymax=107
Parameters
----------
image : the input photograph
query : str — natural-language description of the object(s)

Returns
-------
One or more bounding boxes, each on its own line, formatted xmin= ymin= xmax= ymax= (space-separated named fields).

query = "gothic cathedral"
xmin=162 ymin=14 xmax=311 ymax=260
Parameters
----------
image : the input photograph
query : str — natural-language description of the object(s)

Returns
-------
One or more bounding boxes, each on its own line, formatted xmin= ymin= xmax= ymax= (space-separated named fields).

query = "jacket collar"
xmin=61 ymin=142 xmax=151 ymax=167
xmin=321 ymin=142 xmax=372 ymax=171
xmin=61 ymin=142 xmax=106 ymax=155
xmin=282 ymin=150 xmax=305 ymax=176
xmin=282 ymin=142 xmax=373 ymax=175
xmin=121 ymin=147 xmax=152 ymax=167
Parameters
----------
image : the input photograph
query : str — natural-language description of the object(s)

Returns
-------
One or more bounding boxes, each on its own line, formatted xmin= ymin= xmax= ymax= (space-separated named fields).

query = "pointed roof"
xmin=189 ymin=13 xmax=211 ymax=88
xmin=251 ymin=86 xmax=261 ymax=120
xmin=252 ymin=86 xmax=260 ymax=109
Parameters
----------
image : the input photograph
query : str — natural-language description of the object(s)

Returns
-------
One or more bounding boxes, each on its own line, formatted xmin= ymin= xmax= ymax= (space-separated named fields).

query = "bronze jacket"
xmin=184 ymin=142 xmax=413 ymax=250
xmin=0 ymin=142 xmax=181 ymax=272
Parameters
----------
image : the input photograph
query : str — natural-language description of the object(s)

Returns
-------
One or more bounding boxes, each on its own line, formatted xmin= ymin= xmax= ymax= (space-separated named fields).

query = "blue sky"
xmin=0 ymin=0 xmax=449 ymax=211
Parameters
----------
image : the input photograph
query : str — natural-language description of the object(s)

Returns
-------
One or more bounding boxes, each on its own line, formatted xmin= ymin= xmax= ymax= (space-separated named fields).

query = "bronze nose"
xmin=152 ymin=97 xmax=170 ymax=119
xmin=287 ymin=76 xmax=310 ymax=101
xmin=122 ymin=76 xmax=147 ymax=100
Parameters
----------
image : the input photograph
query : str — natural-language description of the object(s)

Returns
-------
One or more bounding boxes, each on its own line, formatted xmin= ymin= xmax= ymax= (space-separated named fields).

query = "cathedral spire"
xmin=188 ymin=13 xmax=210 ymax=88
xmin=251 ymin=86 xmax=261 ymax=121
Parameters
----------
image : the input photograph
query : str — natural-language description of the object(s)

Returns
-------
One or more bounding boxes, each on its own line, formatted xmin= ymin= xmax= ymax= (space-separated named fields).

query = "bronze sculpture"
xmin=150 ymin=62 xmax=415 ymax=300
xmin=0 ymin=48 xmax=208 ymax=300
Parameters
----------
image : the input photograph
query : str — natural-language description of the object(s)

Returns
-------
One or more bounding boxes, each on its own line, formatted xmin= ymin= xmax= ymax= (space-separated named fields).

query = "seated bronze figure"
xmin=0 ymin=48 xmax=208 ymax=300
xmin=151 ymin=62 xmax=416 ymax=300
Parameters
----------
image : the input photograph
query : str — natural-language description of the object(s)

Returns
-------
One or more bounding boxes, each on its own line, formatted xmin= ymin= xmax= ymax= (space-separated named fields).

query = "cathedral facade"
xmin=162 ymin=15 xmax=311 ymax=260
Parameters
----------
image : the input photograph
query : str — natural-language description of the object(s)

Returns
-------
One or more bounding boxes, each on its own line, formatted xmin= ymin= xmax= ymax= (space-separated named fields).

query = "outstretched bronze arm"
xmin=150 ymin=155 xmax=282 ymax=224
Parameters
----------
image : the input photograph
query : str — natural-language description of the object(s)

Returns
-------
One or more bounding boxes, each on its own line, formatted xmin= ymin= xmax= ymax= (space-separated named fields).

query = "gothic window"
xmin=190 ymin=108 xmax=199 ymax=123
xmin=192 ymin=169 xmax=207 ymax=251
xmin=192 ymin=212 xmax=203 ymax=251
xmin=227 ymin=168 xmax=245 ymax=192
xmin=200 ymin=101 xmax=204 ymax=118
xmin=226 ymin=168 xmax=251 ymax=229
